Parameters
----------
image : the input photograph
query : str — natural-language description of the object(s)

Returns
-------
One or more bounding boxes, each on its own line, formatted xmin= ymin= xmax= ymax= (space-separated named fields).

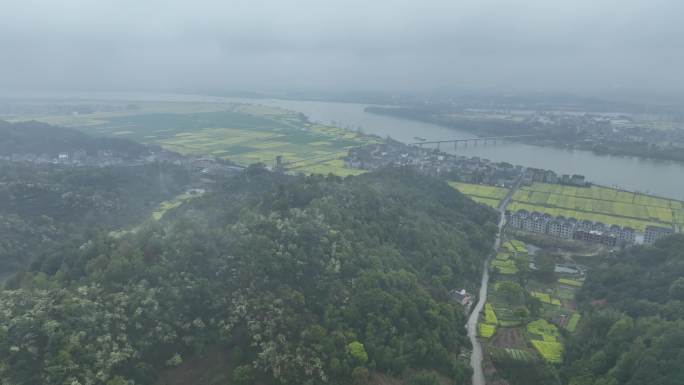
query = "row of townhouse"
xmin=507 ymin=209 xmax=637 ymax=245
xmin=644 ymin=225 xmax=675 ymax=245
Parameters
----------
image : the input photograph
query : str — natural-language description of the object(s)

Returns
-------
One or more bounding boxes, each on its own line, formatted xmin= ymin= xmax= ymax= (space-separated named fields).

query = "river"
xmin=9 ymin=91 xmax=684 ymax=200
xmin=241 ymin=99 xmax=684 ymax=201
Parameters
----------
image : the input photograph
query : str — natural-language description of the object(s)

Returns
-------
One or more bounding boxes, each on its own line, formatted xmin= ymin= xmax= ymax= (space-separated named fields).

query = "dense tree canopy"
xmin=0 ymin=167 xmax=498 ymax=385
xmin=0 ymin=160 xmax=192 ymax=274
xmin=0 ymin=120 xmax=151 ymax=158
xmin=563 ymin=235 xmax=684 ymax=385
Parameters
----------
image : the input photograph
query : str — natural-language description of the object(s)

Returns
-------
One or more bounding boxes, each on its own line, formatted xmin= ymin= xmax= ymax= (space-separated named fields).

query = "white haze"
xmin=1 ymin=0 xmax=683 ymax=97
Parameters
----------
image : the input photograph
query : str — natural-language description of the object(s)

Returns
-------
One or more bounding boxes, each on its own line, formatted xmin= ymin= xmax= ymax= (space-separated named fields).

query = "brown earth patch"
xmin=561 ymin=299 xmax=577 ymax=310
xmin=492 ymin=327 xmax=526 ymax=349
xmin=557 ymin=315 xmax=569 ymax=329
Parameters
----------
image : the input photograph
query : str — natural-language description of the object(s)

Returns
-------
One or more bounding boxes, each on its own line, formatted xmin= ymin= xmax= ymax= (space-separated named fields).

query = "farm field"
xmin=11 ymin=101 xmax=380 ymax=176
xmin=531 ymin=291 xmax=561 ymax=306
xmin=511 ymin=182 xmax=682 ymax=232
xmin=449 ymin=182 xmax=509 ymax=208
xmin=675 ymin=209 xmax=684 ymax=230
xmin=558 ymin=278 xmax=583 ymax=287
xmin=501 ymin=348 xmax=536 ymax=362
xmin=491 ymin=256 xmax=517 ymax=275
xmin=479 ymin=323 xmax=496 ymax=338
xmin=566 ymin=314 xmax=581 ymax=332
xmin=485 ymin=303 xmax=499 ymax=324
xmin=482 ymin=237 xmax=585 ymax=377
xmin=479 ymin=302 xmax=499 ymax=338
xmin=527 ymin=320 xmax=563 ymax=363
xmin=469 ymin=196 xmax=501 ymax=208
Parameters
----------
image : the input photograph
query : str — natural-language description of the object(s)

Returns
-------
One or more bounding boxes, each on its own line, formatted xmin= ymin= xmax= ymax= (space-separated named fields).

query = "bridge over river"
xmin=411 ymin=135 xmax=538 ymax=149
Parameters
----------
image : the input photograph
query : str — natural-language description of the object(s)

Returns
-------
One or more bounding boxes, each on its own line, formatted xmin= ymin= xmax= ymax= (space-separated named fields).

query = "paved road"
xmin=466 ymin=182 xmax=518 ymax=385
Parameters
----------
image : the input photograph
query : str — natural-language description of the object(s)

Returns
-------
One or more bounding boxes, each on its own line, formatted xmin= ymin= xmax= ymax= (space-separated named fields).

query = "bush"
xmin=407 ymin=371 xmax=440 ymax=385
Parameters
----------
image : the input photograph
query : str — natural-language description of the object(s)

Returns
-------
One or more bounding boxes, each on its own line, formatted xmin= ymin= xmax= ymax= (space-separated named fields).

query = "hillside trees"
xmin=563 ymin=235 xmax=684 ymax=385
xmin=0 ymin=168 xmax=497 ymax=385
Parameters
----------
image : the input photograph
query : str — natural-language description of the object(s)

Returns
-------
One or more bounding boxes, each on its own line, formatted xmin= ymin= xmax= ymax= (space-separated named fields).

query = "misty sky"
xmin=1 ymin=0 xmax=683 ymax=96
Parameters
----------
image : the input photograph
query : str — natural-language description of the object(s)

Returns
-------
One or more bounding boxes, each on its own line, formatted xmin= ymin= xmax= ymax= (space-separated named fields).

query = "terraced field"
xmin=482 ymin=238 xmax=587 ymax=373
xmin=511 ymin=182 xmax=683 ymax=231
xmin=566 ymin=314 xmax=581 ymax=333
xmin=479 ymin=303 xmax=499 ymax=338
xmin=491 ymin=256 xmax=517 ymax=274
xmin=527 ymin=319 xmax=563 ymax=363
xmin=479 ymin=323 xmax=496 ymax=338
xmin=449 ymin=182 xmax=509 ymax=208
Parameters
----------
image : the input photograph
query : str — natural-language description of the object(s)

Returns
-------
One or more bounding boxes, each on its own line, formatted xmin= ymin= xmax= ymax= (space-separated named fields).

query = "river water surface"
xmin=245 ymin=99 xmax=684 ymax=201
xmin=9 ymin=91 xmax=684 ymax=200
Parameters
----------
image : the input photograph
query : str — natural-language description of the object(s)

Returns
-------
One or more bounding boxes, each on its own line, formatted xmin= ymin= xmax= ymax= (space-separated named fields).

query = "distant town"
xmin=2 ymin=127 xmax=679 ymax=249
xmin=0 ymin=147 xmax=244 ymax=179
xmin=340 ymin=139 xmax=680 ymax=246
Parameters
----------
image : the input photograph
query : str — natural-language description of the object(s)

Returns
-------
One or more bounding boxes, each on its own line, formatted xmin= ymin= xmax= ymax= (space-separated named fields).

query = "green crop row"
xmin=531 ymin=291 xmax=561 ymax=306
xmin=512 ymin=182 xmax=683 ymax=231
xmin=485 ymin=303 xmax=499 ymax=325
xmin=558 ymin=278 xmax=583 ymax=287
xmin=505 ymin=348 xmax=536 ymax=362
xmin=449 ymin=182 xmax=510 ymax=200
xmin=469 ymin=196 xmax=501 ymax=208
xmin=566 ymin=313 xmax=581 ymax=332
xmin=531 ymin=340 xmax=563 ymax=363
xmin=491 ymin=259 xmax=518 ymax=274
xmin=527 ymin=319 xmax=560 ymax=339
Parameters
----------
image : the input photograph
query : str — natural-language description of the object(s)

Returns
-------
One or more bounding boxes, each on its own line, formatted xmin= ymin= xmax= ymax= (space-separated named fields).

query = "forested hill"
xmin=0 ymin=167 xmax=498 ymax=385
xmin=563 ymin=234 xmax=684 ymax=385
xmin=0 ymin=160 xmax=192 ymax=275
xmin=0 ymin=120 xmax=151 ymax=157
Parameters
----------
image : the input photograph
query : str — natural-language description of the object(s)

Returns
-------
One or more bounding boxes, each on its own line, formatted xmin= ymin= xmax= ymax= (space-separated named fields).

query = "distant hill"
xmin=0 ymin=120 xmax=151 ymax=158
xmin=0 ymin=160 xmax=193 ymax=275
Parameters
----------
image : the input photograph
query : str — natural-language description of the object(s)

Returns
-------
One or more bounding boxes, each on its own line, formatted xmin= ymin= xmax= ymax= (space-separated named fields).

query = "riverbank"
xmin=364 ymin=106 xmax=684 ymax=164
xmin=5 ymin=92 xmax=684 ymax=200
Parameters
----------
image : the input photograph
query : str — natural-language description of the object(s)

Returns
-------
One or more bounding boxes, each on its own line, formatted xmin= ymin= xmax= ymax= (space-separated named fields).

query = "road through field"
xmin=466 ymin=180 xmax=518 ymax=385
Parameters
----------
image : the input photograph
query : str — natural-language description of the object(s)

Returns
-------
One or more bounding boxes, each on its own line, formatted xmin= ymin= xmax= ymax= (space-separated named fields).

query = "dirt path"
xmin=466 ymin=179 xmax=519 ymax=385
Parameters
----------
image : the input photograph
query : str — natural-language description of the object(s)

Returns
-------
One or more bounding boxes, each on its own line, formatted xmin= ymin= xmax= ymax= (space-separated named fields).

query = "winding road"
xmin=466 ymin=182 xmax=518 ymax=385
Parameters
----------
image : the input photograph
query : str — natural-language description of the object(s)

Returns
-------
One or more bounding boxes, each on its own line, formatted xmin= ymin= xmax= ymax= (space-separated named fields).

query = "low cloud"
xmin=1 ymin=0 xmax=683 ymax=96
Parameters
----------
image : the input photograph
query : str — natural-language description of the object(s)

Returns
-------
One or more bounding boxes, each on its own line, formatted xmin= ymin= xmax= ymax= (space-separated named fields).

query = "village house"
xmin=450 ymin=289 xmax=473 ymax=306
xmin=644 ymin=225 xmax=675 ymax=245
xmin=573 ymin=229 xmax=617 ymax=246
xmin=507 ymin=210 xmax=635 ymax=245
xmin=619 ymin=227 xmax=636 ymax=244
